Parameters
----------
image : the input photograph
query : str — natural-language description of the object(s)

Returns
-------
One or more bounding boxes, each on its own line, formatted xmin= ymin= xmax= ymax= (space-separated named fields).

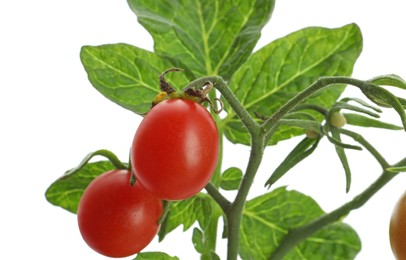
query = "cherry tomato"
xmin=390 ymin=191 xmax=406 ymax=259
xmin=131 ymin=98 xmax=219 ymax=200
xmin=77 ymin=169 xmax=163 ymax=258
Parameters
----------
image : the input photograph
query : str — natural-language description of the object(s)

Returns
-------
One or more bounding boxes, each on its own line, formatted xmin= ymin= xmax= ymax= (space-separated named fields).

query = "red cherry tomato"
xmin=131 ymin=98 xmax=219 ymax=200
xmin=77 ymin=169 xmax=163 ymax=258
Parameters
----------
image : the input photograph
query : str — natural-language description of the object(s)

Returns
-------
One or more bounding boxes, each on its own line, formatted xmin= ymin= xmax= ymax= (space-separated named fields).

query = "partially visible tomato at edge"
xmin=390 ymin=191 xmax=406 ymax=260
xmin=77 ymin=169 xmax=163 ymax=258
xmin=131 ymin=98 xmax=220 ymax=200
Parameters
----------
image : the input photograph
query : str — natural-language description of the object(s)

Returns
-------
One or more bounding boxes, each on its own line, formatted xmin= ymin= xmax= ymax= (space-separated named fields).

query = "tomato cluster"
xmin=77 ymin=77 xmax=220 ymax=257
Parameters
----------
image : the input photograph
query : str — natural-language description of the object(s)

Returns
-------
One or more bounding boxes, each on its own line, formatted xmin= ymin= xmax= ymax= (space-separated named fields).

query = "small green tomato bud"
xmin=330 ymin=112 xmax=347 ymax=128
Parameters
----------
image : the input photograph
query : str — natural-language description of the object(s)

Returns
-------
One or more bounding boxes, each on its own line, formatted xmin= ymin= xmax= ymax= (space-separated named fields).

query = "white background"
xmin=1 ymin=0 xmax=406 ymax=259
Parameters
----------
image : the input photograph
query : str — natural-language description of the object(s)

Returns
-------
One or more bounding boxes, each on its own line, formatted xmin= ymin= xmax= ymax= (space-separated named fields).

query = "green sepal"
xmin=344 ymin=113 xmax=403 ymax=130
xmin=361 ymin=84 xmax=406 ymax=129
xmin=331 ymin=127 xmax=352 ymax=193
xmin=369 ymin=74 xmax=406 ymax=90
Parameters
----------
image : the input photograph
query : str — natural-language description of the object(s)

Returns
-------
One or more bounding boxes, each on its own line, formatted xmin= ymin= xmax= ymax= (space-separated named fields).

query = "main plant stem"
xmin=226 ymin=133 xmax=265 ymax=260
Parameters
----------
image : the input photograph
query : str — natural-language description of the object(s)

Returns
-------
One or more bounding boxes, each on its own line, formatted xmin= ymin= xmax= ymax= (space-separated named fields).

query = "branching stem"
xmin=187 ymin=75 xmax=403 ymax=260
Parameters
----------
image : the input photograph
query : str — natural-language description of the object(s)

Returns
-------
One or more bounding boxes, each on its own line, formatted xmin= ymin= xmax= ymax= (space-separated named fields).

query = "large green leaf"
xmin=240 ymin=187 xmax=361 ymax=259
xmin=128 ymin=0 xmax=275 ymax=79
xmin=45 ymin=161 xmax=114 ymax=213
xmin=80 ymin=43 xmax=191 ymax=115
xmin=224 ymin=23 xmax=363 ymax=145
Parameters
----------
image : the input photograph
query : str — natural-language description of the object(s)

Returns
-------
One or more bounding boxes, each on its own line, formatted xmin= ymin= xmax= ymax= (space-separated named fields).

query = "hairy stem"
xmin=226 ymin=133 xmax=265 ymax=260
xmin=269 ymin=157 xmax=406 ymax=259
xmin=205 ymin=182 xmax=232 ymax=212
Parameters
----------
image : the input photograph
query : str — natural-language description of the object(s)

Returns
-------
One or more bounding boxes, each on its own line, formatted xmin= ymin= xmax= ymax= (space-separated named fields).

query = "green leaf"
xmin=158 ymin=193 xmax=222 ymax=242
xmin=224 ymin=23 xmax=363 ymax=145
xmin=283 ymin=223 xmax=361 ymax=260
xmin=220 ymin=167 xmax=243 ymax=190
xmin=45 ymin=161 xmax=115 ymax=214
xmin=344 ymin=113 xmax=403 ymax=130
xmin=80 ymin=43 xmax=190 ymax=115
xmin=239 ymin=187 xmax=361 ymax=259
xmin=265 ymin=137 xmax=319 ymax=187
xmin=370 ymin=74 xmax=406 ymax=90
xmin=133 ymin=252 xmax=179 ymax=260
xmin=128 ymin=0 xmax=275 ymax=79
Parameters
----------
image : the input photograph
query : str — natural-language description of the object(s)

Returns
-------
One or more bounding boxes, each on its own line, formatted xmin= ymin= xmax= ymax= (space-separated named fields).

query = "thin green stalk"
xmin=263 ymin=76 xmax=375 ymax=143
xmin=269 ymin=157 xmax=406 ymax=260
xmin=60 ymin=149 xmax=127 ymax=180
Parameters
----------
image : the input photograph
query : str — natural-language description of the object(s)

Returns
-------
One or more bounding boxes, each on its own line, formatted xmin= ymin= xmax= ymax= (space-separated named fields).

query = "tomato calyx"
xmin=152 ymin=68 xmax=223 ymax=114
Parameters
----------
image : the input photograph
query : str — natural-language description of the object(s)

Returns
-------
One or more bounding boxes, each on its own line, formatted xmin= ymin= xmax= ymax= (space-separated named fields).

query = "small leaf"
xmin=370 ymin=74 xmax=406 ymax=90
xmin=239 ymin=187 xmax=361 ymax=259
xmin=133 ymin=252 xmax=179 ymax=260
xmin=331 ymin=127 xmax=352 ymax=193
xmin=224 ymin=23 xmax=363 ymax=146
xmin=220 ymin=167 xmax=243 ymax=190
xmin=80 ymin=43 xmax=190 ymax=115
xmin=192 ymin=228 xmax=205 ymax=254
xmin=344 ymin=113 xmax=403 ymax=130
xmin=128 ymin=0 xmax=275 ymax=79
xmin=158 ymin=193 xmax=222 ymax=242
xmin=45 ymin=161 xmax=115 ymax=213
xmin=266 ymin=137 xmax=319 ymax=187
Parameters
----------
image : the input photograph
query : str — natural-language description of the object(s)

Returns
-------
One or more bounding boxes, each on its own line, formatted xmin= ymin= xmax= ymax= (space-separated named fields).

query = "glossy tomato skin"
xmin=131 ymin=98 xmax=219 ymax=200
xmin=390 ymin=191 xmax=406 ymax=259
xmin=77 ymin=169 xmax=163 ymax=258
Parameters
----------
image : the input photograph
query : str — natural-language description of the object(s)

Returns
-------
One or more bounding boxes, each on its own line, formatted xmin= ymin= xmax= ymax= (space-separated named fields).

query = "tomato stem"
xmin=60 ymin=149 xmax=127 ymax=180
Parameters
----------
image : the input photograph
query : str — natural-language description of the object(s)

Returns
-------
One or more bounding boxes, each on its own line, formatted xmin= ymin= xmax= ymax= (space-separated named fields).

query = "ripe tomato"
xmin=390 ymin=191 xmax=406 ymax=259
xmin=131 ymin=98 xmax=219 ymax=200
xmin=77 ymin=169 xmax=163 ymax=258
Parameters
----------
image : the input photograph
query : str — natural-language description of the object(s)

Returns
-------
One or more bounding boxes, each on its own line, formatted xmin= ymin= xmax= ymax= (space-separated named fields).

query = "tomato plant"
xmin=78 ymin=169 xmax=163 ymax=258
xmin=45 ymin=1 xmax=406 ymax=259
xmin=131 ymin=98 xmax=219 ymax=200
